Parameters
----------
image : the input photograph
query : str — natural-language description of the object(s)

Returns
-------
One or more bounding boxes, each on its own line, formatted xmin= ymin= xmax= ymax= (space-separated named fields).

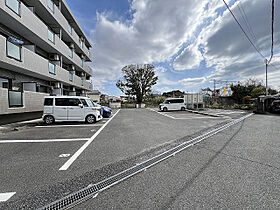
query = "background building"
xmin=162 ymin=90 xmax=184 ymax=98
xmin=87 ymin=90 xmax=101 ymax=103
xmin=0 ymin=0 xmax=93 ymax=116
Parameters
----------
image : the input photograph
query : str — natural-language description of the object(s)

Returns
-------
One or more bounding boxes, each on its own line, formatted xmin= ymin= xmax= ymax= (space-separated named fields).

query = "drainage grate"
xmin=39 ymin=113 xmax=253 ymax=210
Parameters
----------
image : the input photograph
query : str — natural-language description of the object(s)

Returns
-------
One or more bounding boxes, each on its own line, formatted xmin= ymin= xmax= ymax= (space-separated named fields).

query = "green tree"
xmin=231 ymin=79 xmax=262 ymax=103
xmin=116 ymin=64 xmax=158 ymax=104
xmin=251 ymin=86 xmax=265 ymax=98
xmin=268 ymin=88 xmax=278 ymax=95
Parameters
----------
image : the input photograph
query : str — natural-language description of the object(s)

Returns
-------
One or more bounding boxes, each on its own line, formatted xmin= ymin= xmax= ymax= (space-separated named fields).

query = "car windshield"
xmin=86 ymin=99 xmax=95 ymax=107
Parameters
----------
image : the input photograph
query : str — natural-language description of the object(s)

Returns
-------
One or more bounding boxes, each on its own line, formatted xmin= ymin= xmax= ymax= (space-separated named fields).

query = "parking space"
xmin=0 ymin=141 xmax=85 ymax=201
xmin=0 ymin=110 xmax=119 ymax=204
xmin=147 ymin=108 xmax=248 ymax=120
xmin=196 ymin=108 xmax=248 ymax=119
xmin=0 ymin=108 xmax=244 ymax=208
xmin=0 ymin=114 xmax=112 ymax=141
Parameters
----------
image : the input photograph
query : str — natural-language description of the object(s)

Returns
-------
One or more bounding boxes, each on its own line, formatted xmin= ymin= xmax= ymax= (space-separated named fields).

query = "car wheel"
xmin=163 ymin=107 xmax=168 ymax=112
xmin=181 ymin=107 xmax=186 ymax=111
xmin=86 ymin=115 xmax=96 ymax=124
xmin=44 ymin=115 xmax=54 ymax=125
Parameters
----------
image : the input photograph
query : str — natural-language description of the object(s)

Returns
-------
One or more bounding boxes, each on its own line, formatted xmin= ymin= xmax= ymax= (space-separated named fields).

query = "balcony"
xmin=0 ymin=35 xmax=92 ymax=91
xmin=0 ymin=0 xmax=92 ymax=76
xmin=32 ymin=0 xmax=92 ymax=61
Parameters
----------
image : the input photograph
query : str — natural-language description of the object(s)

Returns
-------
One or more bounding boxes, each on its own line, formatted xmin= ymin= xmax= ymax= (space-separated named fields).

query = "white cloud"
xmin=89 ymin=0 xmax=280 ymax=94
xmin=179 ymin=77 xmax=206 ymax=87
xmin=173 ymin=43 xmax=203 ymax=70
xmin=90 ymin=0 xmax=223 ymax=89
xmin=154 ymin=66 xmax=167 ymax=73
xmin=173 ymin=0 xmax=280 ymax=88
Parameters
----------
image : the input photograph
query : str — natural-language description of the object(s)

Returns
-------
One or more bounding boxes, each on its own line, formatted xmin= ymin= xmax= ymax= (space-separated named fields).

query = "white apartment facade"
xmin=0 ymin=0 xmax=93 ymax=115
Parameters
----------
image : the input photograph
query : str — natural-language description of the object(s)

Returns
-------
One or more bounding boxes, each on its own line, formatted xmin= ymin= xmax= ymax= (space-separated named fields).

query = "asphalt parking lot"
xmin=0 ymin=108 xmax=250 ymax=209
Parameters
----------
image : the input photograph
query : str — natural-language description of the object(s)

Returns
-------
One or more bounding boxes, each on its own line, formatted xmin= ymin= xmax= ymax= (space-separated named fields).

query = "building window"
xmin=80 ymin=58 xmax=83 ymax=67
xmin=47 ymin=0 xmax=54 ymax=12
xmin=49 ymin=62 xmax=55 ymax=74
xmin=69 ymin=72 xmax=73 ymax=81
xmin=81 ymin=78 xmax=84 ymax=86
xmin=48 ymin=29 xmax=55 ymax=43
xmin=68 ymin=48 xmax=73 ymax=58
xmin=68 ymin=23 xmax=72 ymax=34
xmin=0 ymin=77 xmax=10 ymax=89
xmin=6 ymin=0 xmax=21 ymax=15
xmin=6 ymin=40 xmax=21 ymax=61
xmin=8 ymin=90 xmax=23 ymax=107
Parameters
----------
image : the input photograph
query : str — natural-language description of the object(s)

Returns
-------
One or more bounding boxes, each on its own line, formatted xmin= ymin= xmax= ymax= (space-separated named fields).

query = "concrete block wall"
xmin=0 ymin=88 xmax=48 ymax=115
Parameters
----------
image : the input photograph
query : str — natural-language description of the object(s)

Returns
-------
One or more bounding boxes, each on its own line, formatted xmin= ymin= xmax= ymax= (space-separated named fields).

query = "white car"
xmin=42 ymin=96 xmax=102 ymax=125
xmin=159 ymin=98 xmax=186 ymax=111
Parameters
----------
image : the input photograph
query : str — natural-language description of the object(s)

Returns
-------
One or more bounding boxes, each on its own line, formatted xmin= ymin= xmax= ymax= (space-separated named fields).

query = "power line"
xmin=238 ymin=2 xmax=259 ymax=51
xmin=222 ymin=0 xmax=266 ymax=60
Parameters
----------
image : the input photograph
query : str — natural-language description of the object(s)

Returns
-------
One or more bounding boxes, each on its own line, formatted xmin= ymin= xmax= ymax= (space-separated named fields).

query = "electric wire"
xmin=222 ymin=0 xmax=276 ymax=70
xmin=222 ymin=0 xmax=266 ymax=60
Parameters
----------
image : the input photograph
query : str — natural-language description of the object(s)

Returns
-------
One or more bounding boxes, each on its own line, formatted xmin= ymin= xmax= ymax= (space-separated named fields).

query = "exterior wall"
xmin=109 ymin=102 xmax=121 ymax=109
xmin=37 ymin=0 xmax=91 ymax=60
xmin=0 ymin=68 xmax=49 ymax=91
xmin=61 ymin=0 xmax=92 ymax=49
xmin=0 ymin=0 xmax=94 ymax=116
xmin=0 ymin=0 xmax=92 ymax=76
xmin=88 ymin=94 xmax=100 ymax=103
xmin=0 ymin=88 xmax=48 ymax=115
xmin=0 ymin=35 xmax=92 ymax=91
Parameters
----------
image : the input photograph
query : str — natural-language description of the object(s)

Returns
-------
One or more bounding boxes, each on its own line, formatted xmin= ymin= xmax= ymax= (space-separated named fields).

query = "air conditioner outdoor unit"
xmin=70 ymin=65 xmax=75 ymax=71
xmin=69 ymin=43 xmax=75 ymax=49
xmin=49 ymin=54 xmax=60 ymax=61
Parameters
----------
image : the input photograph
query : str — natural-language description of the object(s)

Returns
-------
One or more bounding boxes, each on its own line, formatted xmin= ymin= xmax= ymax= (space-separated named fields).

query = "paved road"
xmin=0 ymin=109 xmax=252 ymax=209
xmin=76 ymin=114 xmax=280 ymax=209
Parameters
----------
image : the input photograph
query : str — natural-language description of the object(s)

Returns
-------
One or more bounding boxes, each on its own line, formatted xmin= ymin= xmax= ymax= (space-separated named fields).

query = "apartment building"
xmin=0 ymin=0 xmax=93 ymax=116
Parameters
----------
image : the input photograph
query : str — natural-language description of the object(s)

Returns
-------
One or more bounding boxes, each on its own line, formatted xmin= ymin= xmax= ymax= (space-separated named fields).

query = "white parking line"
xmin=215 ymin=111 xmax=245 ymax=115
xmin=59 ymin=109 xmax=121 ymax=171
xmin=0 ymin=192 xmax=16 ymax=202
xmin=36 ymin=124 xmax=103 ymax=128
xmin=0 ymin=138 xmax=89 ymax=143
xmin=147 ymin=108 xmax=220 ymax=120
xmin=59 ymin=154 xmax=71 ymax=158
xmin=147 ymin=108 xmax=176 ymax=119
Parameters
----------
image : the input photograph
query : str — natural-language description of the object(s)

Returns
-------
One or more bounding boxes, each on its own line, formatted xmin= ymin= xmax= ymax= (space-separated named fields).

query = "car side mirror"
xmin=79 ymin=104 xmax=84 ymax=108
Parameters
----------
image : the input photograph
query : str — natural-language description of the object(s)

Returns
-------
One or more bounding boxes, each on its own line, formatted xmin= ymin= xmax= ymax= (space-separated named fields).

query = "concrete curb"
xmin=0 ymin=118 xmax=42 ymax=133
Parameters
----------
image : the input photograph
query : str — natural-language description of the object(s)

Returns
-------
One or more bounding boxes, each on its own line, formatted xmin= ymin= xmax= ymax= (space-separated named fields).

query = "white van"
xmin=159 ymin=98 xmax=186 ymax=111
xmin=42 ymin=96 xmax=102 ymax=125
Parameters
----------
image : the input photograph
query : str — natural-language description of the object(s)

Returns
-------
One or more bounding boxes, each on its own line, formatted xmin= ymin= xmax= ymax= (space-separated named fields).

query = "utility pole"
xmin=213 ymin=79 xmax=216 ymax=98
xmin=265 ymin=59 xmax=268 ymax=96
xmin=265 ymin=0 xmax=274 ymax=96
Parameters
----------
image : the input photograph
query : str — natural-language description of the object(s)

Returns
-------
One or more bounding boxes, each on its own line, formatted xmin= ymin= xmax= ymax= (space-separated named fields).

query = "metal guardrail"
xmin=38 ymin=113 xmax=253 ymax=210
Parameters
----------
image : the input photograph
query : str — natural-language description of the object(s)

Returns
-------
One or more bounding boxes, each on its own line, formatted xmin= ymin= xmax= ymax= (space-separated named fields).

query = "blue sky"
xmin=66 ymin=0 xmax=280 ymax=96
xmin=66 ymin=0 xmax=131 ymax=35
